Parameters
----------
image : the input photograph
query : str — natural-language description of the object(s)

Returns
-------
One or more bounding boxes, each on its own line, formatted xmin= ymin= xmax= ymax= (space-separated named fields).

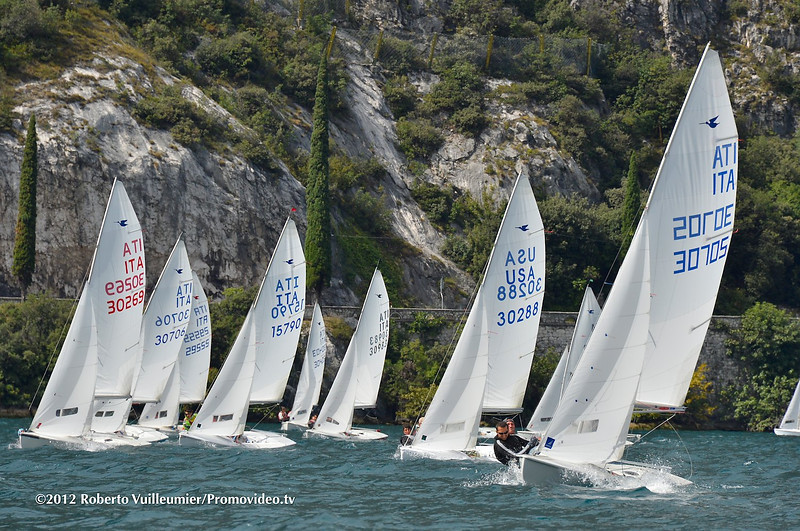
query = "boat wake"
xmin=464 ymin=463 xmax=526 ymax=487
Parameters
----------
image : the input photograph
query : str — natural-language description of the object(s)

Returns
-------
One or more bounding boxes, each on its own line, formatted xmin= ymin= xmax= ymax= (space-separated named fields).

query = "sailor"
xmin=400 ymin=424 xmax=413 ymax=445
xmin=494 ymin=421 xmax=538 ymax=465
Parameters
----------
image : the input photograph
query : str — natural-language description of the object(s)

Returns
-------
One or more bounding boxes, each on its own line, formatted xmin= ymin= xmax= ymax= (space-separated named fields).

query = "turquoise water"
xmin=2 ymin=418 xmax=798 ymax=528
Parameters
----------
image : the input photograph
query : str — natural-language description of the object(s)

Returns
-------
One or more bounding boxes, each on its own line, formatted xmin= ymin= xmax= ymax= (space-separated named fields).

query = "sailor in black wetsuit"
xmin=493 ymin=421 xmax=537 ymax=465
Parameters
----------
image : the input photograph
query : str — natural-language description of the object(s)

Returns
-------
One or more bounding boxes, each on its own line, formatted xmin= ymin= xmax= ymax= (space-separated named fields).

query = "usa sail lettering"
xmin=270 ymin=274 xmax=304 ymax=338
xmin=106 ymin=237 xmax=145 ymax=314
xmin=673 ymin=139 xmax=736 ymax=274
xmin=369 ymin=309 xmax=390 ymax=355
xmin=496 ymin=246 xmax=542 ymax=327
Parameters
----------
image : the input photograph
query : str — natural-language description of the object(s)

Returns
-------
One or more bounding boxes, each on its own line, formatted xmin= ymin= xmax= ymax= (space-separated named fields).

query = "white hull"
xmin=774 ymin=427 xmax=800 ymax=436
xmin=124 ymin=425 xmax=170 ymax=442
xmin=519 ymin=454 xmax=692 ymax=487
xmin=397 ymin=445 xmax=473 ymax=461
xmin=306 ymin=427 xmax=388 ymax=441
xmin=281 ymin=421 xmax=310 ymax=432
xmin=85 ymin=431 xmax=152 ymax=447
xmin=179 ymin=430 xmax=295 ymax=449
xmin=18 ymin=431 xmax=87 ymax=449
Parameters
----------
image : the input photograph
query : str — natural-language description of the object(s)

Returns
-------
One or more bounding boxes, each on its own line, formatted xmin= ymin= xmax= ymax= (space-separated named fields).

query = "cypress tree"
xmin=305 ymin=51 xmax=332 ymax=295
xmin=621 ymin=151 xmax=641 ymax=253
xmin=12 ymin=114 xmax=38 ymax=300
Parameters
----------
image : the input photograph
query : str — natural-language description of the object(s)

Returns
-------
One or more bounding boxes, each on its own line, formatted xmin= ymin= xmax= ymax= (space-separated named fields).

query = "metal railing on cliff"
xmin=269 ymin=0 xmax=608 ymax=78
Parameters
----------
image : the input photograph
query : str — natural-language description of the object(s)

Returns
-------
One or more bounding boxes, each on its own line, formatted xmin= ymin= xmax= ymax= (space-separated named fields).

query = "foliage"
xmin=133 ymin=84 xmax=226 ymax=147
xmin=620 ymin=150 xmax=641 ymax=253
xmin=395 ymin=117 xmax=443 ymax=160
xmin=440 ymin=190 xmax=504 ymax=280
xmin=677 ymin=363 xmax=716 ymax=428
xmin=376 ymin=36 xmax=425 ymax=76
xmin=422 ymin=61 xmax=487 ymax=137
xmin=305 ymin=52 xmax=332 ymax=295
xmin=382 ymin=75 xmax=418 ymax=119
xmin=329 ymin=154 xmax=386 ymax=191
xmin=208 ymin=286 xmax=256 ymax=370
xmin=410 ymin=179 xmax=454 ymax=228
xmin=539 ymin=194 xmax=620 ymax=309
xmin=12 ymin=114 xmax=38 ymax=298
xmin=725 ymin=302 xmax=800 ymax=430
xmin=0 ymin=295 xmax=73 ymax=408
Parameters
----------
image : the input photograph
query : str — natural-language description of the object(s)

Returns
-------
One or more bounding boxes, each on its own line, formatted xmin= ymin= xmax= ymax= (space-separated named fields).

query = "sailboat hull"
xmin=124 ymin=425 xmax=170 ymax=442
xmin=305 ymin=427 xmax=388 ymax=441
xmin=519 ymin=455 xmax=692 ymax=487
xmin=179 ymin=430 xmax=295 ymax=448
xmin=18 ymin=431 xmax=86 ymax=449
xmin=774 ymin=427 xmax=800 ymax=436
xmin=398 ymin=445 xmax=478 ymax=461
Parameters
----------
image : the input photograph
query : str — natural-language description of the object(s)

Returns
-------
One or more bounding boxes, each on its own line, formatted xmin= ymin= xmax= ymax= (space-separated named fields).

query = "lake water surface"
xmin=2 ymin=418 xmax=798 ymax=528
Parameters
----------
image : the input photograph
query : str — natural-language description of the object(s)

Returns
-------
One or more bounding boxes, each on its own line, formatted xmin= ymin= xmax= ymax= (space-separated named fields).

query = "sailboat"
xmin=307 ymin=269 xmax=390 ymax=441
xmin=19 ymin=179 xmax=147 ymax=449
xmin=121 ymin=237 xmax=194 ymax=442
xmin=179 ymin=217 xmax=302 ymax=448
xmin=526 ymin=285 xmax=601 ymax=437
xmin=283 ymin=303 xmax=327 ymax=430
xmin=136 ymin=271 xmax=211 ymax=432
xmin=400 ymin=173 xmax=545 ymax=459
xmin=519 ymin=44 xmax=737 ymax=486
xmin=775 ymin=378 xmax=800 ymax=436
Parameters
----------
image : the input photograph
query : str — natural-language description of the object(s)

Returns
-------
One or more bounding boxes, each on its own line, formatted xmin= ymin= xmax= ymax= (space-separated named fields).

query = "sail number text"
xmin=495 ymin=246 xmax=542 ymax=326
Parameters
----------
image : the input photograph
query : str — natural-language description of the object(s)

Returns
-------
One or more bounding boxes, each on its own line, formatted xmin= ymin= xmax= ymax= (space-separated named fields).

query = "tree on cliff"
xmin=305 ymin=50 xmax=332 ymax=296
xmin=620 ymin=150 xmax=641 ymax=254
xmin=12 ymin=114 xmax=38 ymax=300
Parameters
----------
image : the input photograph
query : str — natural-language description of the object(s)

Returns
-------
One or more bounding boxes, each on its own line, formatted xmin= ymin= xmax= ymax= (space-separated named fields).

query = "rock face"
xmin=0 ymin=55 xmax=306 ymax=298
xmin=2 ymin=1 xmax=799 ymax=303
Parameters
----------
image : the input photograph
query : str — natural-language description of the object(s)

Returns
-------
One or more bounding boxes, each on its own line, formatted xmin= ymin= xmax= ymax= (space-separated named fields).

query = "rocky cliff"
xmin=1 ymin=0 xmax=798 ymax=306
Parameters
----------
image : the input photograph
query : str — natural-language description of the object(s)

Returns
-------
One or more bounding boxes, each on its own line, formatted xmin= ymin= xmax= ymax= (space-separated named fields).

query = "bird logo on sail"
xmin=116 ymin=220 xmax=128 ymax=227
xmin=701 ymin=115 xmax=720 ymax=128
xmin=285 ymin=259 xmax=294 ymax=265
xmin=175 ymin=268 xmax=183 ymax=274
xmin=516 ymin=224 xmax=529 ymax=232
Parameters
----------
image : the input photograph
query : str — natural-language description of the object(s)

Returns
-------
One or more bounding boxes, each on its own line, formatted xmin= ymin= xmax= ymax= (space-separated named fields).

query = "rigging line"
xmin=667 ymin=419 xmax=694 ymax=480
xmin=28 ymin=267 xmax=90 ymax=413
xmin=250 ymin=403 xmax=278 ymax=431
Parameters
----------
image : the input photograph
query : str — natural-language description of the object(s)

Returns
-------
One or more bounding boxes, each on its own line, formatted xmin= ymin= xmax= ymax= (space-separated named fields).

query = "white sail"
xmin=538 ymin=224 xmax=651 ymax=465
xmin=91 ymin=180 xmax=146 ymax=399
xmin=190 ymin=312 xmax=256 ymax=437
xmin=249 ymin=218 xmax=306 ymax=404
xmin=179 ymin=272 xmax=212 ymax=403
xmin=139 ymin=267 xmax=209 ymax=428
xmin=313 ymin=269 xmax=389 ymax=435
xmin=288 ymin=303 xmax=327 ymax=426
xmin=411 ymin=174 xmax=544 ymax=451
xmin=353 ymin=270 xmax=391 ymax=408
xmin=28 ymin=179 xmax=142 ymax=439
xmin=482 ymin=176 xmax=546 ymax=413
xmin=132 ymin=237 xmax=193 ymax=402
xmin=28 ymin=293 xmax=97 ymax=438
xmin=636 ymin=44 xmax=738 ymax=409
xmin=777 ymin=379 xmax=800 ymax=433
xmin=410 ymin=294 xmax=488 ymax=451
xmin=527 ymin=286 xmax=601 ymax=434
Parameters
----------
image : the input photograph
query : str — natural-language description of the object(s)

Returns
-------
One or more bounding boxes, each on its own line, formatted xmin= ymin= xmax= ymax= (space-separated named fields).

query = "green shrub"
xmin=396 ymin=117 xmax=443 ymax=160
xmin=382 ymin=75 xmax=418 ymax=119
